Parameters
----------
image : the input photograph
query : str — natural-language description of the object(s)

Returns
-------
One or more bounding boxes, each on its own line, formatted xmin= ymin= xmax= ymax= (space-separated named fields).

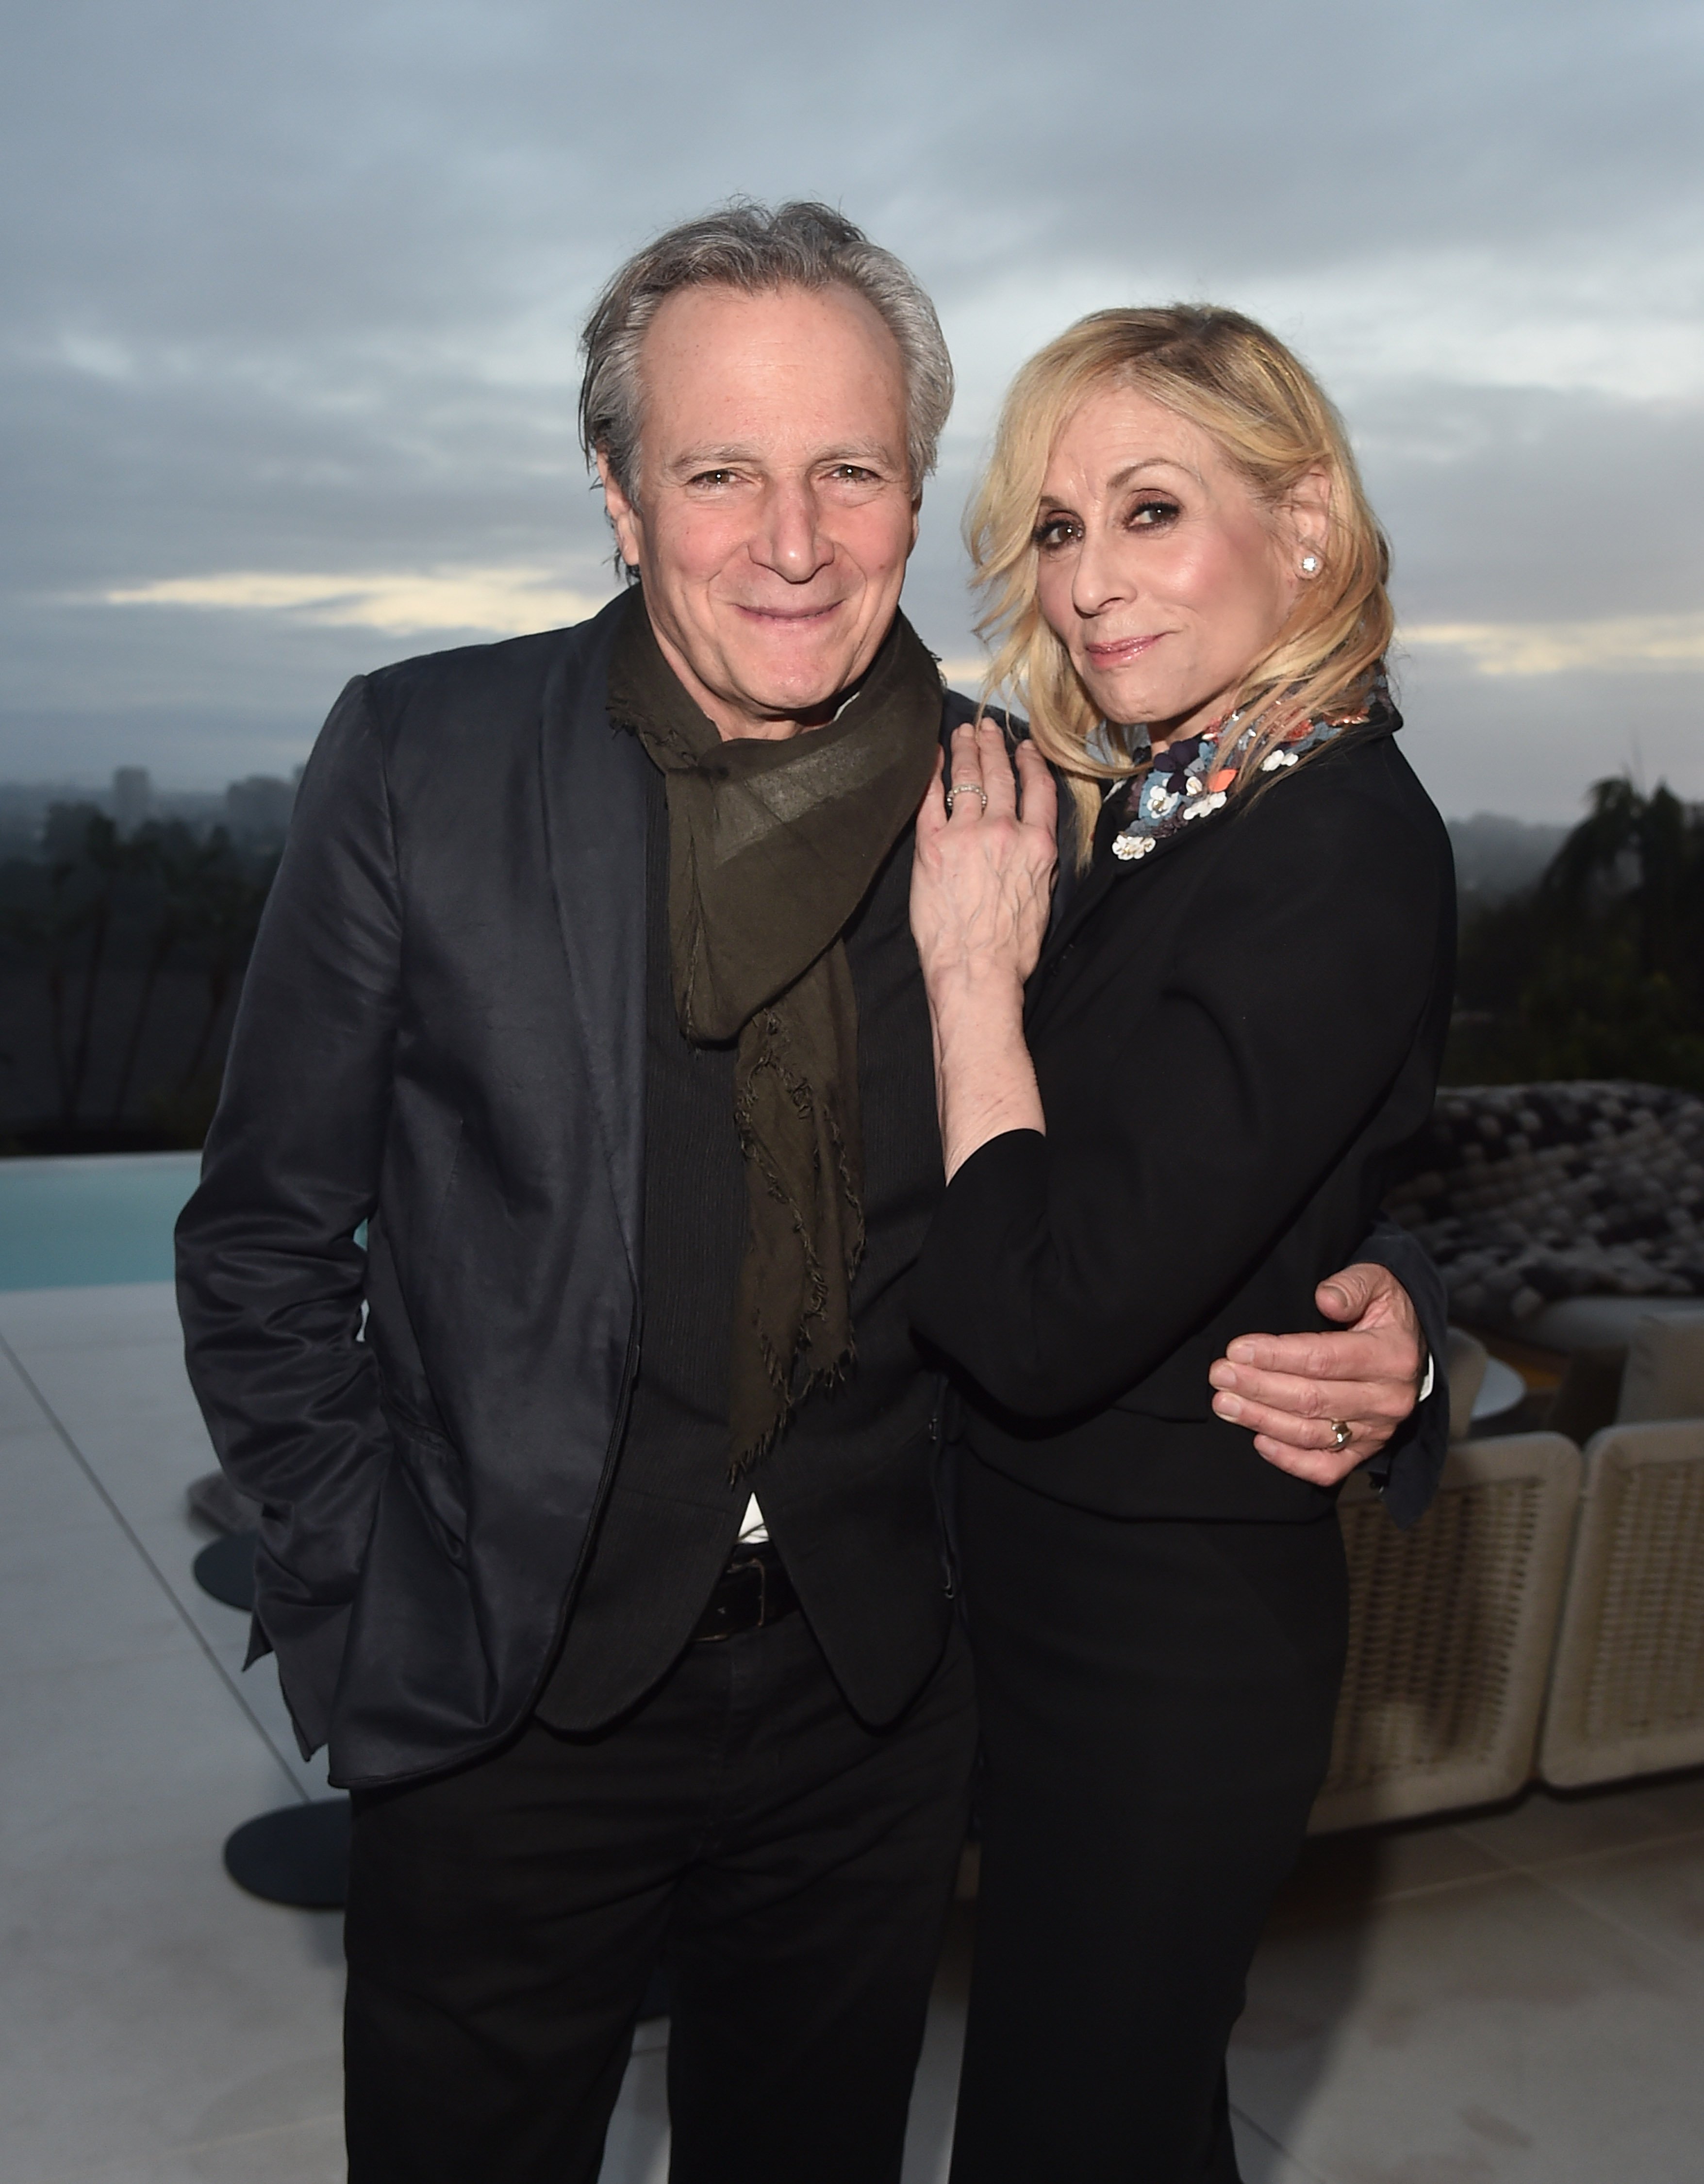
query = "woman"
xmin=908 ymin=306 xmax=1455 ymax=2181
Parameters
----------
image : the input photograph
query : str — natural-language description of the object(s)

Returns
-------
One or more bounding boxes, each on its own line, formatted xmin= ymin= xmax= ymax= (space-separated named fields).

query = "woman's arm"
xmin=910 ymin=756 xmax=1451 ymax=1422
xmin=910 ymin=717 xmax=1057 ymax=1177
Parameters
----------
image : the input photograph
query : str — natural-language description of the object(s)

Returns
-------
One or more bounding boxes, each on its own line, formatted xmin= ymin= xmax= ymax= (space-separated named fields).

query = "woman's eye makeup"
xmin=1032 ymin=513 xmax=1081 ymax=550
xmin=1031 ymin=496 xmax=1181 ymax=548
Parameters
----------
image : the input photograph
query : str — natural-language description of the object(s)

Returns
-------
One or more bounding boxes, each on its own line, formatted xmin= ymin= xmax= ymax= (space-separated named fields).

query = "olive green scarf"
xmin=607 ymin=591 xmax=943 ymax=1473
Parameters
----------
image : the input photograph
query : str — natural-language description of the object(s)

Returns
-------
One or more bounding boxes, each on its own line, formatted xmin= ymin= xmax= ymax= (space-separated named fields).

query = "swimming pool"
xmin=0 ymin=1153 xmax=202 ymax=1290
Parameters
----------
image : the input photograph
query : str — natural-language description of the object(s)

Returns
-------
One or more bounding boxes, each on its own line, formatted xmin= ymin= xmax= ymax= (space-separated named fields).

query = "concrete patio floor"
xmin=3 ymin=1278 xmax=1702 ymax=2182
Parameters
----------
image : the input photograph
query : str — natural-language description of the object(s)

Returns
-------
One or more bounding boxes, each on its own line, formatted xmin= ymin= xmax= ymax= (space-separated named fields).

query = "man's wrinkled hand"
xmin=1208 ymin=1262 xmax=1426 ymax=1486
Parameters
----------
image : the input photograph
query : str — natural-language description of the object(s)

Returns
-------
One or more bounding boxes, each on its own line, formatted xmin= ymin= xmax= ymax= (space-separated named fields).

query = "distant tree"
xmin=165 ymin=829 xmax=277 ymax=1133
xmin=62 ymin=812 xmax=125 ymax=1125
xmin=105 ymin=821 xmax=209 ymax=1127
xmin=1448 ymin=774 xmax=1704 ymax=1091
xmin=0 ymin=801 xmax=280 ymax=1149
xmin=8 ymin=805 xmax=130 ymax=1129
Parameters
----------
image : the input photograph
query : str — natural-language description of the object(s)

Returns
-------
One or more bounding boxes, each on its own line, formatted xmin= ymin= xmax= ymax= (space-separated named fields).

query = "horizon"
xmin=0 ymin=764 xmax=1637 ymax=837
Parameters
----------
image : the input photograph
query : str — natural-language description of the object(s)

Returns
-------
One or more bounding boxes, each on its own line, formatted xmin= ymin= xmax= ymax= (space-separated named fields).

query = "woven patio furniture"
xmin=1539 ymin=1417 xmax=1704 ymax=1788
xmin=1310 ymin=1433 xmax=1581 ymax=1832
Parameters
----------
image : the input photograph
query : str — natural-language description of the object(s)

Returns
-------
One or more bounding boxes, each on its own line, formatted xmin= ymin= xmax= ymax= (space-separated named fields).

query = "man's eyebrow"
xmin=814 ymin=441 xmax=903 ymax=467
xmin=664 ymin=441 xmax=904 ymax=476
xmin=665 ymin=446 xmax=760 ymax=474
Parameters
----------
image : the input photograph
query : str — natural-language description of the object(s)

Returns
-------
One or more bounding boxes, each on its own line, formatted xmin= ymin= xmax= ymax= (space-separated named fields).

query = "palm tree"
xmin=1539 ymin=777 xmax=1702 ymax=987
xmin=1451 ymin=772 xmax=1704 ymax=1091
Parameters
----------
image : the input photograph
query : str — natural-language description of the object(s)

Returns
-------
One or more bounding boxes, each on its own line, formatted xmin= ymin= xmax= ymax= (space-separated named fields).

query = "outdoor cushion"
xmin=1385 ymin=1081 xmax=1704 ymax=1331
xmin=1618 ymin=1307 xmax=1704 ymax=1423
xmin=1522 ymin=1295 xmax=1704 ymax=1352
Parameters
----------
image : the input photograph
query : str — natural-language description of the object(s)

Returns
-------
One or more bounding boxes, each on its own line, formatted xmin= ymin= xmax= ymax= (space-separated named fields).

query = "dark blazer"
xmin=179 ymin=595 xmax=977 ymax=1790
xmin=911 ymin=721 xmax=1456 ymax=1524
xmin=178 ymin=598 xmax=647 ymax=1787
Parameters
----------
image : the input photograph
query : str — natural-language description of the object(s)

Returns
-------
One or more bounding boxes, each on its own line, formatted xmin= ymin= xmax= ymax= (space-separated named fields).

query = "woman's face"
xmin=1033 ymin=384 xmax=1321 ymax=747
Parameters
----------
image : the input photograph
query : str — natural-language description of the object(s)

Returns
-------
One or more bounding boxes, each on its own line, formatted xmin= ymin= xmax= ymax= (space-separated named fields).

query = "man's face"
xmin=598 ymin=282 xmax=920 ymax=742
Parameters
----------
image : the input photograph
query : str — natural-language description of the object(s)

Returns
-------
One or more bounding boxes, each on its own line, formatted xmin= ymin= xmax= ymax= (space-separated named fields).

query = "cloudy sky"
xmin=3 ymin=0 xmax=1700 ymax=819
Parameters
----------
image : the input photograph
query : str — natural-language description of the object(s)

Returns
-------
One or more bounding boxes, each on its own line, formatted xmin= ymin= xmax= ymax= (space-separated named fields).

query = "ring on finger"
xmin=945 ymin=782 xmax=988 ymax=813
xmin=1329 ymin=1419 xmax=1352 ymax=1452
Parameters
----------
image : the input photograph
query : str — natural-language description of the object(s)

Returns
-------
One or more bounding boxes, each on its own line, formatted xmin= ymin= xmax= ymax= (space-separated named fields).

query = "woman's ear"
xmin=1287 ymin=466 xmax=1332 ymax=574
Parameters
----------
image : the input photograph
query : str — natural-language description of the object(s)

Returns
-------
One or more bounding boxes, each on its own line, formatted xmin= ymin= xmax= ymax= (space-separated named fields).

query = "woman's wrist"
xmin=922 ymin=956 xmax=1029 ymax=1020
xmin=930 ymin=978 xmax=1043 ymax=1179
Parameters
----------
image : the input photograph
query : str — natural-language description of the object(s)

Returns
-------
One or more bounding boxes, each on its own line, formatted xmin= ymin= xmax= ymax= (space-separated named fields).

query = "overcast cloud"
xmin=2 ymin=0 xmax=1700 ymax=818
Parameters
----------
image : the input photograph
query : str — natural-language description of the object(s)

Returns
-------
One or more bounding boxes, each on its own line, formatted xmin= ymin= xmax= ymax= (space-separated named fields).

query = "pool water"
xmin=0 ymin=1153 xmax=203 ymax=1290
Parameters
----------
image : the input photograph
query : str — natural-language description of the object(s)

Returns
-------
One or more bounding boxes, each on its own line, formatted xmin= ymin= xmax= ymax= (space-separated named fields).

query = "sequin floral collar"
xmin=1106 ymin=685 xmax=1380 ymax=863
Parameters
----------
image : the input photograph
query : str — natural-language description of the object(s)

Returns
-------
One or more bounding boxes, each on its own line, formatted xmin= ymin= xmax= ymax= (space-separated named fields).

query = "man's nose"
xmin=751 ymin=481 xmax=833 ymax=585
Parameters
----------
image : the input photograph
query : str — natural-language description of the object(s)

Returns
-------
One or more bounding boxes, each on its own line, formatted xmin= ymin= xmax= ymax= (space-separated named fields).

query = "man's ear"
xmin=595 ymin=449 xmax=644 ymax=575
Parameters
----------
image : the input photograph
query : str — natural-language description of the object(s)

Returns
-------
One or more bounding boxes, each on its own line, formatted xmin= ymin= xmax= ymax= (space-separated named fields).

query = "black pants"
xmin=949 ymin=1457 xmax=1348 ymax=2184
xmin=344 ymin=1610 xmax=977 ymax=2184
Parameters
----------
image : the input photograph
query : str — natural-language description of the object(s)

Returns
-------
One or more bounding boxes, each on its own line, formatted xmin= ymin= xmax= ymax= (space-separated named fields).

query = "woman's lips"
xmin=1084 ymin=632 xmax=1164 ymax=668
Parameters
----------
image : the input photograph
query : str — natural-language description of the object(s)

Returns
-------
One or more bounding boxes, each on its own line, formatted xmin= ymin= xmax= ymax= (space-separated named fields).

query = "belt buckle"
xmin=728 ymin=1551 xmax=769 ymax=1627
xmin=698 ymin=1553 xmax=767 ymax=1643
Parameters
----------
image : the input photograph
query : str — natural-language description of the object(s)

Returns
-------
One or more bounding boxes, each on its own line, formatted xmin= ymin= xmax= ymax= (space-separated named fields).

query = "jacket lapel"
xmin=1026 ymin=802 xmax=1217 ymax=1029
xmin=1027 ymin=841 xmax=1135 ymax=1020
xmin=538 ymin=593 xmax=650 ymax=1282
xmin=1026 ymin=719 xmax=1404 ymax=1024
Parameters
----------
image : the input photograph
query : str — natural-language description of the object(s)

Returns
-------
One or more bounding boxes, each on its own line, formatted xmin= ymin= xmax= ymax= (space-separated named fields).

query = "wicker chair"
xmin=1309 ymin=1433 xmax=1582 ymax=1832
xmin=1538 ymin=1416 xmax=1704 ymax=1787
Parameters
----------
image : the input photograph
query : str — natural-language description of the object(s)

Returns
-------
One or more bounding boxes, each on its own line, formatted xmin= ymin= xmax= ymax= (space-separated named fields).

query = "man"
xmin=177 ymin=203 xmax=1445 ymax=2184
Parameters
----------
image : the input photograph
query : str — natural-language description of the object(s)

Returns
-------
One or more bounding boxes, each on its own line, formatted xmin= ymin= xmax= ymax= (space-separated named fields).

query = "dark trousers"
xmin=344 ymin=1610 xmax=977 ymax=2184
xmin=949 ymin=1457 xmax=1348 ymax=2184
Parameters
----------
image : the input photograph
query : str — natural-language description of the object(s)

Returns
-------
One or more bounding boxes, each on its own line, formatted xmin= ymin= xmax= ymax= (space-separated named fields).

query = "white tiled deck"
xmin=3 ymin=1280 xmax=1703 ymax=2182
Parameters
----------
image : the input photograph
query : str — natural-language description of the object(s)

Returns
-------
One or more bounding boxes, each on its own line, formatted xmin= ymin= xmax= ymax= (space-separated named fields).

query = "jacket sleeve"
xmin=175 ymin=675 xmax=400 ymax=1754
xmin=1352 ymin=1212 xmax=1452 ymax=1528
xmin=910 ymin=783 xmax=1449 ymax=1425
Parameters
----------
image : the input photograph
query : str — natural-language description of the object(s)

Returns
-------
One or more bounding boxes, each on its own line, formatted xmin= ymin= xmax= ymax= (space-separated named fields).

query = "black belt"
xmin=693 ymin=1541 xmax=800 ymax=1643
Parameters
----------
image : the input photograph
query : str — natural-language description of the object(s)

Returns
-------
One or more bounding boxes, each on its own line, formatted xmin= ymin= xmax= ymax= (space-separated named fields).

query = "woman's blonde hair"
xmin=966 ymin=305 xmax=1393 ymax=861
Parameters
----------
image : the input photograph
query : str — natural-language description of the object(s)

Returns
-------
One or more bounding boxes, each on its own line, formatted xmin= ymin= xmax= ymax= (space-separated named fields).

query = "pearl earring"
xmin=1299 ymin=553 xmax=1321 ymax=576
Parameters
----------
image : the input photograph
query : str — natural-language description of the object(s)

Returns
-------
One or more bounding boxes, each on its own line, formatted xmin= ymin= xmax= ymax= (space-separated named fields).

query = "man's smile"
xmin=732 ymin=599 xmax=849 ymax=625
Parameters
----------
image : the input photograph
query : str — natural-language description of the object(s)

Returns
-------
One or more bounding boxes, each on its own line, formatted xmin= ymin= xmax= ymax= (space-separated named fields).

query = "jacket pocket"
xmin=384 ymin=1404 xmax=470 ymax=1567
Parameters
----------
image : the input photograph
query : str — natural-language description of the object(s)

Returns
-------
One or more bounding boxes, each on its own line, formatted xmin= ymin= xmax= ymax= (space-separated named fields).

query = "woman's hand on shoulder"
xmin=910 ymin=719 xmax=1058 ymax=1000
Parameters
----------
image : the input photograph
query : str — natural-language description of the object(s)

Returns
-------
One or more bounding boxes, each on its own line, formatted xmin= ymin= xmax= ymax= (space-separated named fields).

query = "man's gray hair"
xmin=579 ymin=200 xmax=954 ymax=501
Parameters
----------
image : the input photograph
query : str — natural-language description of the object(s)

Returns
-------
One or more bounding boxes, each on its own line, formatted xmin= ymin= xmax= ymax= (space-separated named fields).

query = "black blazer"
xmin=911 ymin=722 xmax=1456 ymax=1524
xmin=178 ymin=598 xmax=649 ymax=1787
xmin=179 ymin=595 xmax=986 ymax=1790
